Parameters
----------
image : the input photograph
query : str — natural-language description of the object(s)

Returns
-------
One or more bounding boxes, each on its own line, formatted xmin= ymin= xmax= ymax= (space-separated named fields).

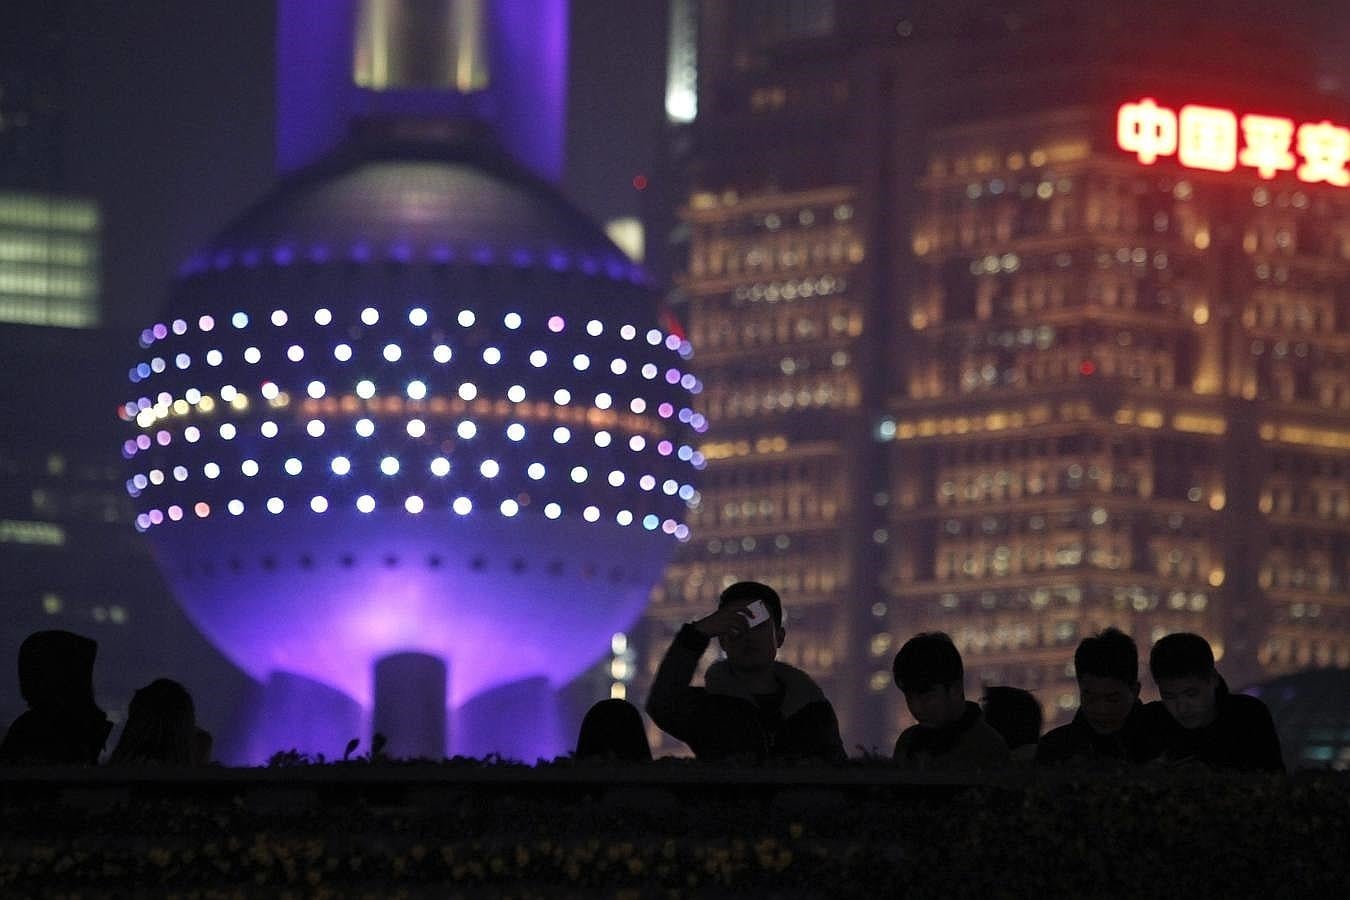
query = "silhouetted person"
xmin=646 ymin=581 xmax=845 ymax=762
xmin=575 ymin=698 xmax=652 ymax=762
xmin=1147 ymin=632 xmax=1283 ymax=772
xmin=108 ymin=678 xmax=201 ymax=766
xmin=1037 ymin=627 xmax=1161 ymax=767
xmin=892 ymin=633 xmax=1008 ymax=770
xmin=0 ymin=630 xmax=112 ymax=765
xmin=982 ymin=686 xmax=1041 ymax=763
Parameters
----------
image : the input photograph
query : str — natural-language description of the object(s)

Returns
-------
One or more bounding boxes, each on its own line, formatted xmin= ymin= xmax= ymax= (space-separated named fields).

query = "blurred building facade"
xmin=639 ymin=0 xmax=1350 ymax=753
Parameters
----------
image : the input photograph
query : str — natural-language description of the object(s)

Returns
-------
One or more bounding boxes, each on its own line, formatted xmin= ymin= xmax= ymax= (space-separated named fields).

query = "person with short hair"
xmin=1147 ymin=632 xmax=1283 ymax=772
xmin=1036 ymin=627 xmax=1161 ymax=767
xmin=982 ymin=686 xmax=1042 ymax=763
xmin=891 ymin=633 xmax=1008 ymax=769
xmin=645 ymin=581 xmax=845 ymax=761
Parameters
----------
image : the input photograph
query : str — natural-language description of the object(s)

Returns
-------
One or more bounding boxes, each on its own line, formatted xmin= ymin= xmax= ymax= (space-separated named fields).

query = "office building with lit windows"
xmin=640 ymin=0 xmax=1350 ymax=753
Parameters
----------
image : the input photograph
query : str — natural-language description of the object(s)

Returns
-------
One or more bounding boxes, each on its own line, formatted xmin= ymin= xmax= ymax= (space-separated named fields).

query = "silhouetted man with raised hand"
xmin=1146 ymin=632 xmax=1283 ymax=772
xmin=646 ymin=581 xmax=845 ymax=762
xmin=892 ymin=632 xmax=1008 ymax=770
xmin=1037 ymin=627 xmax=1161 ymax=767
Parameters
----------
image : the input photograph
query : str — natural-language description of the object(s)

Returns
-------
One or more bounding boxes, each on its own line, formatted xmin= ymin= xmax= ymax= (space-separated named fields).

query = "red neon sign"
xmin=1118 ymin=97 xmax=1350 ymax=186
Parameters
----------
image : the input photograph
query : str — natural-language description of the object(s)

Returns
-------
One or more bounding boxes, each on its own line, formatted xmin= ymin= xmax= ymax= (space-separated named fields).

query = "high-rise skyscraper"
xmin=641 ymin=0 xmax=1350 ymax=753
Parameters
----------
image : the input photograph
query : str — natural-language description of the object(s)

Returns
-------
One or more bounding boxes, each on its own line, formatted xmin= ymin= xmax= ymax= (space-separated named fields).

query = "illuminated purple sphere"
xmin=122 ymin=130 xmax=704 ymax=761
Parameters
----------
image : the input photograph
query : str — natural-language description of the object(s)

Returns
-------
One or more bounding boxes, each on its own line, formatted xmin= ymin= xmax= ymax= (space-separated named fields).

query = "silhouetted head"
xmin=716 ymin=581 xmax=785 ymax=673
xmin=982 ymin=686 xmax=1042 ymax=749
xmin=893 ymin=633 xmax=966 ymax=727
xmin=109 ymin=679 xmax=198 ymax=765
xmin=1150 ymin=633 xmax=1220 ymax=730
xmin=575 ymin=698 xmax=651 ymax=762
xmin=1074 ymin=627 xmax=1142 ymax=735
xmin=17 ymin=630 xmax=99 ymax=712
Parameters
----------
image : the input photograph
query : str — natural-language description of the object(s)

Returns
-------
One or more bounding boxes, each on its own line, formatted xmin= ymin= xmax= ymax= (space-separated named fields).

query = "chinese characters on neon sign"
xmin=1117 ymin=97 xmax=1350 ymax=186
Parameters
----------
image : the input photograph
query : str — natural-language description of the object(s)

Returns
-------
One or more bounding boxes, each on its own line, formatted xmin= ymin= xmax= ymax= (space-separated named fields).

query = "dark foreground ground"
xmin=2 ymin=761 xmax=1347 ymax=898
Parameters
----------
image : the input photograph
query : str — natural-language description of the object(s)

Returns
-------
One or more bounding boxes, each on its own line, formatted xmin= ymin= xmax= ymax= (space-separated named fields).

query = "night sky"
xmin=58 ymin=0 xmax=666 ymax=336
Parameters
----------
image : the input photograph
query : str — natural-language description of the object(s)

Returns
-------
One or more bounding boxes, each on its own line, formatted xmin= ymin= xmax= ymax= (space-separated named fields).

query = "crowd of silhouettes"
xmin=0 ymin=630 xmax=210 ymax=767
xmin=1 ymin=583 xmax=1287 ymax=773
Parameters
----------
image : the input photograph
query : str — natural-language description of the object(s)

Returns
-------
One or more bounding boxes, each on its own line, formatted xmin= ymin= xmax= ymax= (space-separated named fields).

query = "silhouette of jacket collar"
xmin=704 ymin=660 xmax=828 ymax=719
xmin=906 ymin=701 xmax=983 ymax=757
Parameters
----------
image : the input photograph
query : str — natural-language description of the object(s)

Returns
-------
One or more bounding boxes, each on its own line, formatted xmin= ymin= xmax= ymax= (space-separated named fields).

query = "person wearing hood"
xmin=1036 ymin=627 xmax=1162 ymax=767
xmin=0 ymin=630 xmax=112 ymax=765
xmin=645 ymin=581 xmax=845 ymax=761
xmin=891 ymin=632 xmax=1009 ymax=770
xmin=1147 ymin=632 xmax=1284 ymax=772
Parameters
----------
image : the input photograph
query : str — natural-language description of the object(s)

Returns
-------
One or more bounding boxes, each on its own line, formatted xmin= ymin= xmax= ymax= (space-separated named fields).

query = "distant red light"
xmin=632 ymin=174 xmax=648 ymax=191
xmin=1080 ymin=360 xmax=1097 ymax=376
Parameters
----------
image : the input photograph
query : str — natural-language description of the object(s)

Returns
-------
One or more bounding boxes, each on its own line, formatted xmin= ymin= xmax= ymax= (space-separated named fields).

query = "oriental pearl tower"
xmin=119 ymin=0 xmax=704 ymax=763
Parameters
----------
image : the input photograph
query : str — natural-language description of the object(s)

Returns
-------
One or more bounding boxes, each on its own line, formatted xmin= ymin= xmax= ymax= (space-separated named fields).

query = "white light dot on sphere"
xmin=529 ymin=350 xmax=547 ymax=368
xmin=570 ymin=466 xmax=588 ymax=483
xmin=620 ymin=324 xmax=636 ymax=340
xmin=572 ymin=354 xmax=590 ymax=371
xmin=595 ymin=392 xmax=612 ymax=409
xmin=544 ymin=502 xmax=561 ymax=519
xmin=586 ymin=319 xmax=603 ymax=336
xmin=383 ymin=343 xmax=402 ymax=362
xmin=284 ymin=457 xmax=302 ymax=476
xmin=261 ymin=381 xmax=279 ymax=400
xmin=610 ymin=358 xmax=627 ymax=375
xmin=629 ymin=435 xmax=646 ymax=451
xmin=646 ymin=329 xmax=662 ymax=345
xmin=507 ymin=385 xmax=526 ymax=402
xmin=271 ymin=309 xmax=288 ymax=327
xmin=356 ymin=379 xmax=375 ymax=399
xmin=261 ymin=421 xmax=279 ymax=438
xmin=500 ymin=499 xmax=519 ymax=517
xmin=355 ymin=418 xmax=375 ymax=437
xmin=608 ymin=471 xmax=625 ymax=487
xmin=307 ymin=380 xmax=325 ymax=399
xmin=639 ymin=475 xmax=656 ymax=490
xmin=380 ymin=456 xmax=400 ymax=476
xmin=483 ymin=347 xmax=501 ymax=365
xmin=457 ymin=420 xmax=477 ymax=439
xmin=244 ymin=347 xmax=261 ymax=364
xmin=310 ymin=496 xmax=329 ymax=513
xmin=527 ymin=462 xmax=546 ymax=480
xmin=430 ymin=457 xmax=451 ymax=477
xmin=184 ymin=426 xmax=201 ymax=443
xmin=594 ymin=431 xmax=612 ymax=448
xmin=219 ymin=423 xmax=236 ymax=440
xmin=458 ymin=382 xmax=477 ymax=401
xmin=266 ymin=497 xmax=284 ymax=514
xmin=583 ymin=506 xmax=600 ymax=523
xmin=314 ymin=308 xmax=332 ymax=325
xmin=480 ymin=459 xmax=500 ymax=478
xmin=228 ymin=499 xmax=244 ymax=515
xmin=361 ymin=307 xmax=379 ymax=325
xmin=232 ymin=312 xmax=249 ymax=329
xmin=630 ymin=398 xmax=647 ymax=414
xmin=641 ymin=363 xmax=658 ymax=379
xmin=553 ymin=426 xmax=570 ymax=444
xmin=433 ymin=344 xmax=452 ymax=363
xmin=617 ymin=510 xmax=634 ymax=526
xmin=287 ymin=344 xmax=304 ymax=362
xmin=553 ymin=388 xmax=570 ymax=405
xmin=331 ymin=456 xmax=351 ymax=475
xmin=408 ymin=307 xmax=428 ymax=326
xmin=203 ymin=463 xmax=221 ymax=479
xmin=407 ymin=380 xmax=427 ymax=400
xmin=306 ymin=420 xmax=325 ymax=437
xmin=405 ymin=495 xmax=425 ymax=514
xmin=356 ymin=494 xmax=376 ymax=513
xmin=406 ymin=419 xmax=426 ymax=437
xmin=504 ymin=312 xmax=522 ymax=329
xmin=457 ymin=309 xmax=476 ymax=327
xmin=206 ymin=349 xmax=223 ymax=366
xmin=506 ymin=423 xmax=526 ymax=441
xmin=334 ymin=343 xmax=352 ymax=362
xmin=452 ymin=496 xmax=473 ymax=515
xmin=548 ymin=315 xmax=565 ymax=332
xmin=198 ymin=315 xmax=215 ymax=331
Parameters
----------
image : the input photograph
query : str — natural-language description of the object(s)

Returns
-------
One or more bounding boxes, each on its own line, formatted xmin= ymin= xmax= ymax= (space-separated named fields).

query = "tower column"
xmin=373 ymin=652 xmax=449 ymax=760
